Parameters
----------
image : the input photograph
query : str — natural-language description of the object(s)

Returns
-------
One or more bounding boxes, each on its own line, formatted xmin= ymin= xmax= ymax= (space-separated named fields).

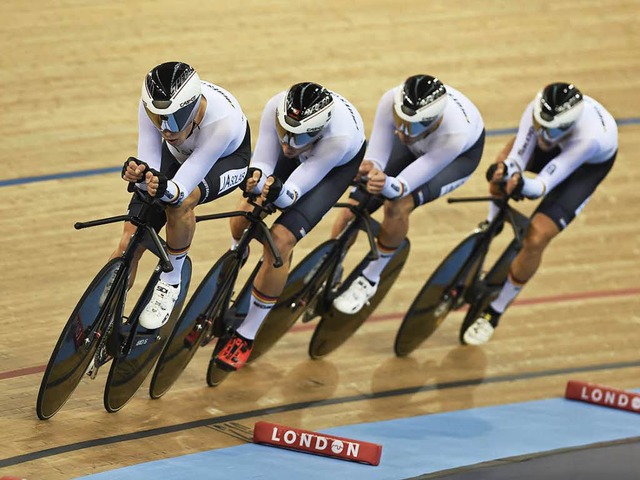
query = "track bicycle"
xmin=394 ymin=195 xmax=529 ymax=357
xmin=149 ymin=195 xmax=282 ymax=396
xmin=248 ymin=179 xmax=411 ymax=362
xmin=36 ymin=187 xmax=192 ymax=419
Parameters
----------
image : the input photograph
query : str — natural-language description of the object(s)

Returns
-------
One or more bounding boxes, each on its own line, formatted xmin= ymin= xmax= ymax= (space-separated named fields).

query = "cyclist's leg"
xmin=108 ymin=221 xmax=144 ymax=289
xmin=216 ymin=146 xmax=363 ymax=370
xmin=142 ymin=132 xmax=250 ymax=329
xmin=495 ymin=156 xmax=616 ymax=308
xmin=176 ymin=125 xmax=251 ymax=258
xmin=241 ymin=151 xmax=361 ymax=325
xmin=465 ymin=153 xmax=616 ymax=345
xmin=331 ymin=136 xmax=414 ymax=239
xmin=103 ymin=191 xmax=168 ymax=303
xmin=336 ymin=133 xmax=483 ymax=314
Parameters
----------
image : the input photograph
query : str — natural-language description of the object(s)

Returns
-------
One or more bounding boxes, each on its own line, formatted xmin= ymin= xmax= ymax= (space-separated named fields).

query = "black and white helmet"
xmin=532 ymin=82 xmax=584 ymax=142
xmin=141 ymin=62 xmax=202 ymax=133
xmin=393 ymin=75 xmax=448 ymax=137
xmin=276 ymin=82 xmax=334 ymax=148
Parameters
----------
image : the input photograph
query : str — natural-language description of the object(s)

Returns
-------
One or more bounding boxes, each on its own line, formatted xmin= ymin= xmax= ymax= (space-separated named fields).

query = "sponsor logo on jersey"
xmin=203 ymin=81 xmax=236 ymax=108
xmin=518 ymin=126 xmax=536 ymax=157
xmin=544 ymin=164 xmax=556 ymax=176
xmin=439 ymin=175 xmax=471 ymax=197
xmin=450 ymin=93 xmax=470 ymax=123
xmin=219 ymin=167 xmax=248 ymax=194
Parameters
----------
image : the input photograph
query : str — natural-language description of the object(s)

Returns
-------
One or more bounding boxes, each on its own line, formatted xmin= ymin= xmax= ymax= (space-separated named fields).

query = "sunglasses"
xmin=532 ymin=116 xmax=572 ymax=143
xmin=393 ymin=110 xmax=438 ymax=138
xmin=276 ymin=121 xmax=321 ymax=149
xmin=144 ymin=97 xmax=201 ymax=133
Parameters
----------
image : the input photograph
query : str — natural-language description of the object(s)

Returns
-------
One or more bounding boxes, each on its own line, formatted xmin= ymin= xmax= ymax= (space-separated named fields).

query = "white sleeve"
xmin=504 ymin=103 xmax=537 ymax=170
xmin=532 ymin=139 xmax=599 ymax=195
xmin=170 ymin=117 xmax=240 ymax=198
xmin=248 ymin=96 xmax=283 ymax=193
xmin=394 ymin=132 xmax=468 ymax=195
xmin=280 ymin=136 xmax=352 ymax=204
xmin=137 ymin=100 xmax=163 ymax=169
xmin=364 ymin=90 xmax=396 ymax=171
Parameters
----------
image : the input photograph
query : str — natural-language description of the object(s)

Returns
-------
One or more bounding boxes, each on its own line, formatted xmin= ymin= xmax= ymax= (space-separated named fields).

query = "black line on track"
xmin=2 ymin=359 xmax=640 ymax=468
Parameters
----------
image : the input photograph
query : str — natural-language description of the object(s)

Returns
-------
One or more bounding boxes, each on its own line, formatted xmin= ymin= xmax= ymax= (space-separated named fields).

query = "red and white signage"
xmin=253 ymin=421 xmax=382 ymax=465
xmin=565 ymin=380 xmax=640 ymax=413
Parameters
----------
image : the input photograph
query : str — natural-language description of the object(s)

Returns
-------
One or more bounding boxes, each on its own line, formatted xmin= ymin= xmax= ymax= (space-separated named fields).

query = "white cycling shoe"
xmin=462 ymin=309 xmax=501 ymax=345
xmin=139 ymin=280 xmax=180 ymax=329
xmin=333 ymin=275 xmax=378 ymax=315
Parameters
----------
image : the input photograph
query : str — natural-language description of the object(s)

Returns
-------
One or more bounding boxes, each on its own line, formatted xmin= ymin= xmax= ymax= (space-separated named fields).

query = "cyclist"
xmin=463 ymin=82 xmax=618 ymax=345
xmin=114 ymin=61 xmax=251 ymax=330
xmin=331 ymin=74 xmax=485 ymax=314
xmin=214 ymin=82 xmax=366 ymax=370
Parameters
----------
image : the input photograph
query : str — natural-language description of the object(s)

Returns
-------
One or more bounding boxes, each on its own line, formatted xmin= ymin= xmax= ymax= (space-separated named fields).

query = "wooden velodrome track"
xmin=1 ymin=1 xmax=639 ymax=478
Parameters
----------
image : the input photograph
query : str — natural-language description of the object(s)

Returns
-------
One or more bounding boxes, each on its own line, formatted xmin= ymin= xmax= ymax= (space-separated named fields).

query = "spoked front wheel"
xmin=394 ymin=232 xmax=484 ymax=357
xmin=36 ymin=259 xmax=125 ymax=420
xmin=309 ymin=239 xmax=411 ymax=359
xmin=103 ymin=257 xmax=192 ymax=412
xmin=149 ymin=252 xmax=233 ymax=399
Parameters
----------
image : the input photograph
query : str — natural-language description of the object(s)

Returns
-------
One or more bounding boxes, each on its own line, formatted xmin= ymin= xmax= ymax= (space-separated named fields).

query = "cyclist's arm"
xmin=273 ymin=135 xmax=352 ymax=209
xmin=388 ymin=132 xmax=466 ymax=198
xmin=246 ymin=95 xmax=283 ymax=194
xmin=519 ymin=139 xmax=598 ymax=199
xmin=364 ymin=89 xmax=397 ymax=172
xmin=136 ymin=101 xmax=163 ymax=169
xmin=502 ymin=103 xmax=537 ymax=171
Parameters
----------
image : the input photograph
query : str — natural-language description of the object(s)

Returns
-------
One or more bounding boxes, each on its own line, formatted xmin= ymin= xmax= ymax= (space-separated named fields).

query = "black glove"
xmin=123 ymin=157 xmax=151 ymax=192
xmin=510 ymin=174 xmax=525 ymax=201
xmin=263 ymin=176 xmax=283 ymax=204
xmin=239 ymin=167 xmax=262 ymax=193
xmin=147 ymin=167 xmax=169 ymax=199
xmin=485 ymin=161 xmax=505 ymax=183
xmin=122 ymin=157 xmax=150 ymax=179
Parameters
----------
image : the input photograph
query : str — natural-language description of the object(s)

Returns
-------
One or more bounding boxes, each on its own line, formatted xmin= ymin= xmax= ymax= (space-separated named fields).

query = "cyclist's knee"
xmin=332 ymin=208 xmax=356 ymax=238
xmin=383 ymin=196 xmax=413 ymax=220
xmin=166 ymin=191 xmax=199 ymax=218
xmin=117 ymin=223 xmax=137 ymax=251
xmin=268 ymin=225 xmax=297 ymax=264
xmin=523 ymin=216 xmax=558 ymax=253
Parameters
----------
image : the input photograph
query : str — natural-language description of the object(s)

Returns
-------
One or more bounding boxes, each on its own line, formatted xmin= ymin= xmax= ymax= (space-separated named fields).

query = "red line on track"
xmin=2 ymin=287 xmax=638 ymax=381
xmin=0 ymin=365 xmax=46 ymax=380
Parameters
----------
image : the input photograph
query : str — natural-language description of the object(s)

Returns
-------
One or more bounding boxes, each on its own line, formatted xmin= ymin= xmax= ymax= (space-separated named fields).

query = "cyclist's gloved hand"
xmin=366 ymin=169 xmax=387 ymax=195
xmin=144 ymin=168 xmax=169 ymax=199
xmin=486 ymin=160 xmax=523 ymax=199
xmin=485 ymin=161 xmax=506 ymax=184
xmin=122 ymin=157 xmax=149 ymax=183
xmin=506 ymin=173 xmax=525 ymax=201
xmin=262 ymin=175 xmax=283 ymax=204
xmin=240 ymin=167 xmax=263 ymax=196
xmin=356 ymin=160 xmax=378 ymax=181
